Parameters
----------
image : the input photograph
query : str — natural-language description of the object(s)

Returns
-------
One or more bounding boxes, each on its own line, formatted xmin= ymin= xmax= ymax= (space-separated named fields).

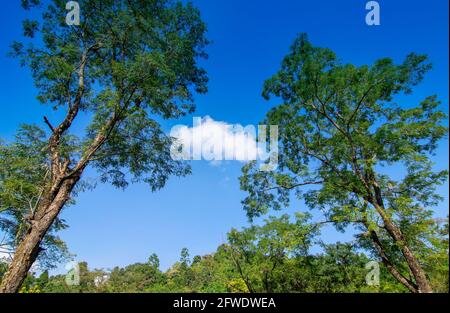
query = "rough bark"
xmin=369 ymin=180 xmax=433 ymax=293
xmin=0 ymin=104 xmax=122 ymax=293
xmin=368 ymin=229 xmax=419 ymax=293
xmin=0 ymin=177 xmax=80 ymax=293
xmin=372 ymin=203 xmax=433 ymax=293
xmin=0 ymin=45 xmax=112 ymax=293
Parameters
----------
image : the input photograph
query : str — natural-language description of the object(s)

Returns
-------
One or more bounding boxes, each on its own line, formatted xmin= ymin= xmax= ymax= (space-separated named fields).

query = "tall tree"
xmin=0 ymin=0 xmax=208 ymax=293
xmin=0 ymin=126 xmax=71 ymax=270
xmin=240 ymin=34 xmax=448 ymax=293
xmin=227 ymin=213 xmax=318 ymax=293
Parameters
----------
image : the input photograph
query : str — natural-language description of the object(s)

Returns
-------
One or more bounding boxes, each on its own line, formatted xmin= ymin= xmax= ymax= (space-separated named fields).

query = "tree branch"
xmin=43 ymin=116 xmax=55 ymax=133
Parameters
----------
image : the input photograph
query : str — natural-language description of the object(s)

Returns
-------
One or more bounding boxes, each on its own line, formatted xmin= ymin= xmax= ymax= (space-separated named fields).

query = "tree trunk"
xmin=369 ymin=184 xmax=433 ymax=293
xmin=0 ymin=177 xmax=79 ymax=293
xmin=368 ymin=229 xmax=419 ymax=293
xmin=377 ymin=208 xmax=433 ymax=293
xmin=360 ymin=186 xmax=433 ymax=293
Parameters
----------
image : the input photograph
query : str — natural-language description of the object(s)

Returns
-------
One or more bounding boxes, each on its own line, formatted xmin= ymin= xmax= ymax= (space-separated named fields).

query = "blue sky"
xmin=0 ymin=0 xmax=448 ymax=272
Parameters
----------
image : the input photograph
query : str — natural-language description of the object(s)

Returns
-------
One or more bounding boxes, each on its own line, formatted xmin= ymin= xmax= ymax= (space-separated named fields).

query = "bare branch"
xmin=43 ymin=116 xmax=55 ymax=133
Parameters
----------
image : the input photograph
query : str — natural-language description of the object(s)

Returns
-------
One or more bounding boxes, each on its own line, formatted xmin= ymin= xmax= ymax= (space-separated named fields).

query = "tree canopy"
xmin=0 ymin=0 xmax=209 ymax=293
xmin=240 ymin=34 xmax=448 ymax=293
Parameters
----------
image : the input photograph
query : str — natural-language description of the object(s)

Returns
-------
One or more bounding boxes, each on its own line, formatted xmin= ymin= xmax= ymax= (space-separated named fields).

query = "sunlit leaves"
xmin=0 ymin=126 xmax=69 ymax=268
xmin=241 ymin=33 xmax=448 ymax=290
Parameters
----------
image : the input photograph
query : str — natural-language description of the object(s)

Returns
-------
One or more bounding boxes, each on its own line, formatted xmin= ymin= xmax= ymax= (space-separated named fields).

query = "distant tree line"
xmin=2 ymin=214 xmax=448 ymax=293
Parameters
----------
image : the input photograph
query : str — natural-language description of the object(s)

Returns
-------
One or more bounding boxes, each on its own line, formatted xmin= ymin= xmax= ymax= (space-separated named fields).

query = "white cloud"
xmin=170 ymin=116 xmax=263 ymax=162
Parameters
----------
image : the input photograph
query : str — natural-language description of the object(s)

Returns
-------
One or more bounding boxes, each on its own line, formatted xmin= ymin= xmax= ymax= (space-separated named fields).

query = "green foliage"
xmin=0 ymin=126 xmax=69 ymax=268
xmin=0 ymin=261 xmax=7 ymax=281
xmin=91 ymin=109 xmax=191 ymax=190
xmin=306 ymin=243 xmax=371 ymax=292
xmin=15 ymin=215 xmax=437 ymax=293
xmin=106 ymin=258 xmax=165 ymax=293
xmin=2 ymin=2 xmax=447 ymax=293
xmin=226 ymin=213 xmax=318 ymax=292
xmin=10 ymin=0 xmax=208 ymax=189
xmin=242 ymin=34 xmax=447 ymax=220
xmin=21 ymin=0 xmax=41 ymax=11
xmin=424 ymin=218 xmax=449 ymax=292
xmin=1 ymin=0 xmax=209 ymax=275
xmin=240 ymin=34 xmax=448 ymax=290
